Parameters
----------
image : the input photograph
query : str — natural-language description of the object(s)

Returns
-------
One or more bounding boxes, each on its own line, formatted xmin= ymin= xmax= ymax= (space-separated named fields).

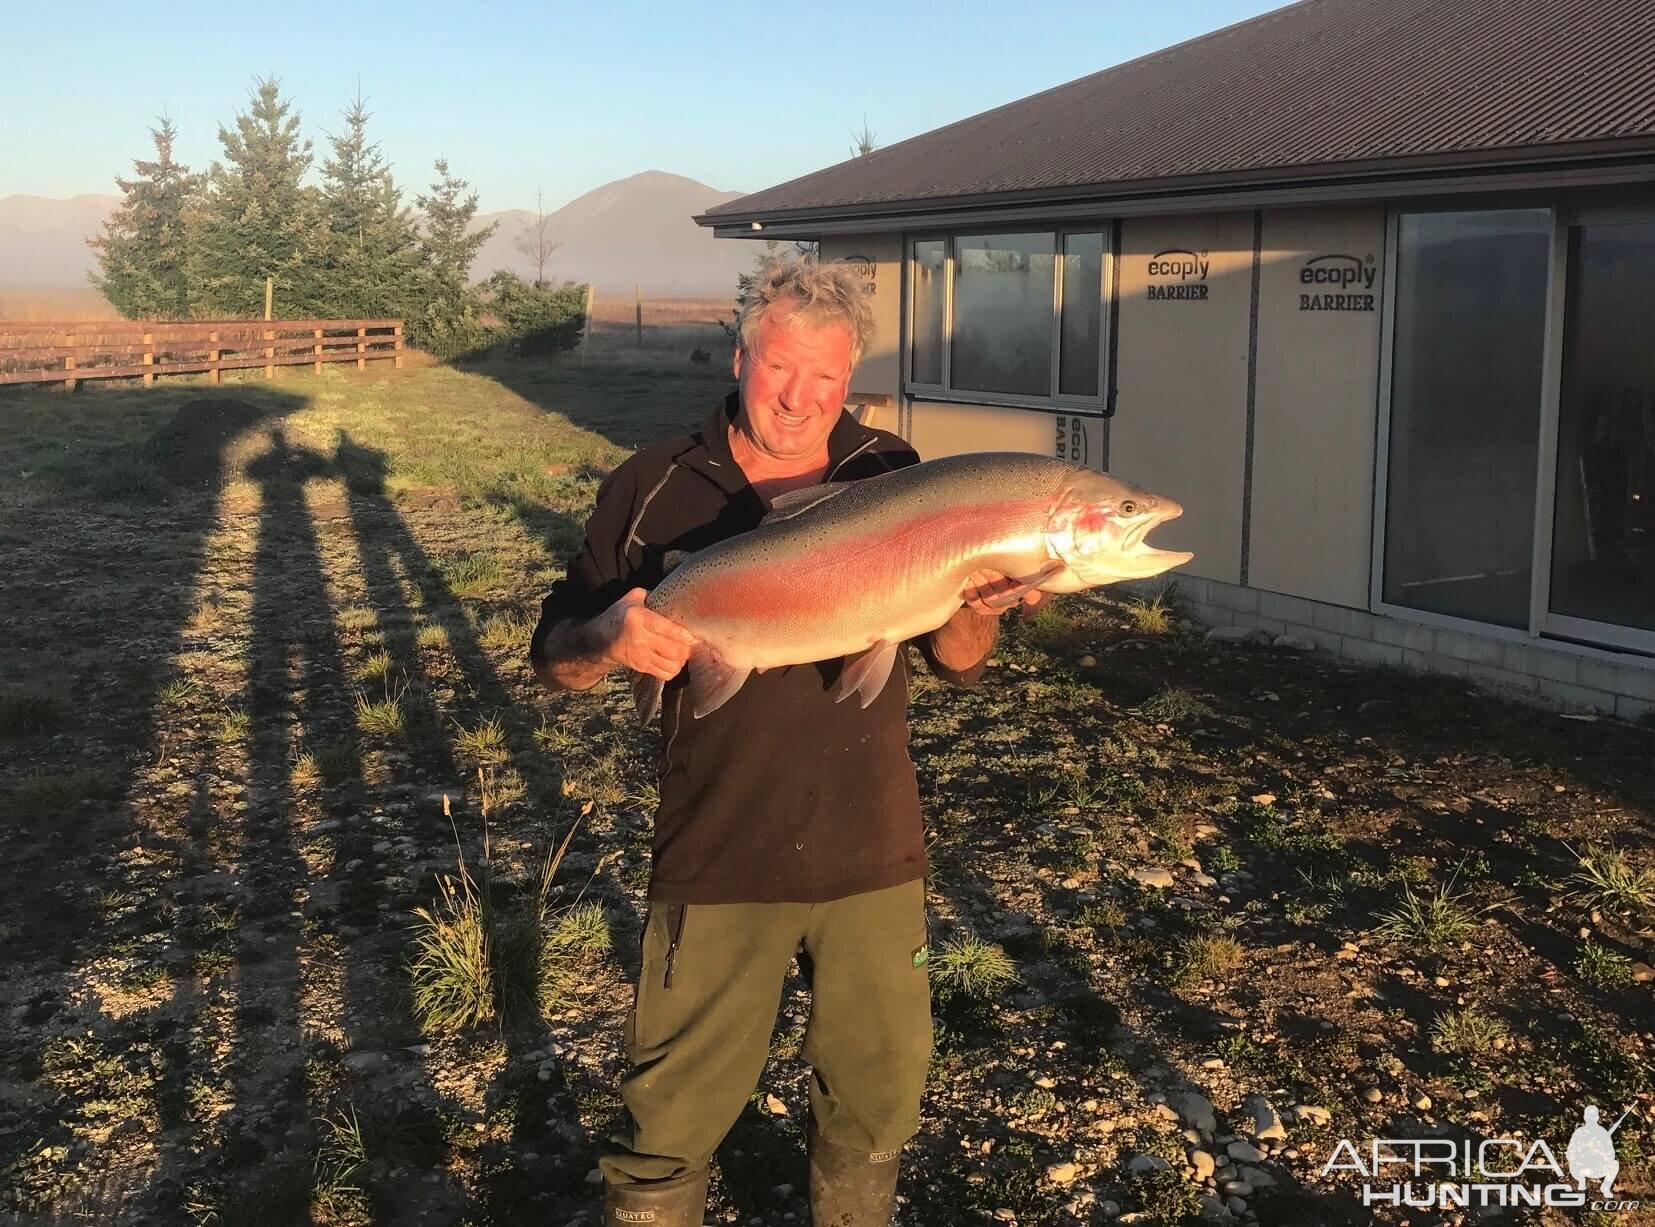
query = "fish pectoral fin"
xmin=761 ymin=481 xmax=854 ymax=523
xmin=979 ymin=560 xmax=1068 ymax=612
xmin=632 ymin=673 xmax=665 ymax=726
xmin=685 ymin=647 xmax=752 ymax=719
xmin=834 ymin=640 xmax=901 ymax=710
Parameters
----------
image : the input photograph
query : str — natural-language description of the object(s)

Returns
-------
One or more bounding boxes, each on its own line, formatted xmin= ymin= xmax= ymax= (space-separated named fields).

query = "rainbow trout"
xmin=634 ymin=451 xmax=1192 ymax=721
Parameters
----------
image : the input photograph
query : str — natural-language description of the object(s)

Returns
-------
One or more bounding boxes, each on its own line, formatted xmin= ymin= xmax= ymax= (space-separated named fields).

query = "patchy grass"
xmin=0 ymin=685 xmax=72 ymax=738
xmin=3 ymin=355 xmax=1653 ymax=1223
xmin=1141 ymin=687 xmax=1215 ymax=721
xmin=439 ymin=553 xmax=505 ymax=599
xmin=1431 ymin=1006 xmax=1509 ymax=1056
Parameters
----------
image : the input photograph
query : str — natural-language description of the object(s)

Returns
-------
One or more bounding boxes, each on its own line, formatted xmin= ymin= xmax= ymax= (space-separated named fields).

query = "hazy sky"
xmin=2 ymin=0 xmax=1286 ymax=214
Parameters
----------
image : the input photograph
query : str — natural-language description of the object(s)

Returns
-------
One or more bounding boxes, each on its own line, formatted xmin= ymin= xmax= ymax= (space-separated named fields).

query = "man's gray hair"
xmin=736 ymin=256 xmax=875 ymax=366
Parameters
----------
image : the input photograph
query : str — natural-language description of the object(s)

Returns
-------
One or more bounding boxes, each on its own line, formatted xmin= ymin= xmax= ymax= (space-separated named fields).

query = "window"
xmin=905 ymin=229 xmax=1109 ymax=410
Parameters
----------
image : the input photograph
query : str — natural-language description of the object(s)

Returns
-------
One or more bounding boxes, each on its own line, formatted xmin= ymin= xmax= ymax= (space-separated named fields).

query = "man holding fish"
xmin=529 ymin=257 xmax=1190 ymax=1226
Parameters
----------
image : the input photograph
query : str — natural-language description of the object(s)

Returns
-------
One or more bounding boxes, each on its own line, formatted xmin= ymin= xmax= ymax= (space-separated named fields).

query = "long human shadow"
xmin=332 ymin=430 xmax=621 ymax=1221
xmin=205 ymin=427 xmax=356 ymax=1207
xmin=0 ymin=390 xmax=311 ymax=1223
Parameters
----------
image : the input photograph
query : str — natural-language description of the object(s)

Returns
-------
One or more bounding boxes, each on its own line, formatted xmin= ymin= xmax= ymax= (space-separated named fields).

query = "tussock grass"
xmin=479 ymin=766 xmax=528 ymax=811
xmin=1431 ymin=1006 xmax=1509 ymax=1056
xmin=409 ymin=785 xmax=592 ymax=1032
xmin=213 ymin=709 xmax=251 ymax=744
xmin=1575 ymin=941 xmax=1635 ymax=987
xmin=1142 ymin=687 xmax=1215 ymax=721
xmin=0 ymin=685 xmax=72 ymax=738
xmin=929 ymin=934 xmax=1018 ymax=1002
xmin=294 ymin=739 xmax=357 ymax=789
xmin=1373 ymin=877 xmax=1481 ymax=950
xmin=1123 ymin=582 xmax=1186 ymax=635
xmin=337 ymin=605 xmax=378 ymax=632
xmin=534 ymin=717 xmax=580 ymax=756
xmin=454 ymin=715 xmax=510 ymax=765
xmin=415 ymin=621 xmax=450 ymax=650
xmin=352 ymin=650 xmax=394 ymax=684
xmin=1175 ymin=932 xmax=1244 ymax=983
xmin=354 ymin=683 xmax=407 ymax=738
xmin=1567 ymin=845 xmax=1655 ymax=915
xmin=156 ymin=677 xmax=200 ymax=711
xmin=479 ymin=611 xmax=533 ymax=654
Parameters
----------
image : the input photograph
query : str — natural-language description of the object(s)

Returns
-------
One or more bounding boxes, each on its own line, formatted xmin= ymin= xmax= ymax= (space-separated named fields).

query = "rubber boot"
xmin=602 ymin=1168 xmax=710 ymax=1227
xmin=808 ymin=1123 xmax=900 ymax=1227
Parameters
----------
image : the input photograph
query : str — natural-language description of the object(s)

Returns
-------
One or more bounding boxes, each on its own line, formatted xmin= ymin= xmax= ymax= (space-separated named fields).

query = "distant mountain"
xmin=0 ymin=172 xmax=756 ymax=301
xmin=0 ymin=194 xmax=119 ymax=285
xmin=471 ymin=170 xmax=752 ymax=297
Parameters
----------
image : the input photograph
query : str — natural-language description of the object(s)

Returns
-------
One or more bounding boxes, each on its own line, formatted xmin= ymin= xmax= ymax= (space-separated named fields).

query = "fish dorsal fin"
xmin=761 ymin=481 xmax=853 ymax=524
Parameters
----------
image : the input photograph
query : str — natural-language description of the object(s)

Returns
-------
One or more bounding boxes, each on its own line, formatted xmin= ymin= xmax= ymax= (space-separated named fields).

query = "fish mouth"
xmin=1121 ymin=507 xmax=1194 ymax=571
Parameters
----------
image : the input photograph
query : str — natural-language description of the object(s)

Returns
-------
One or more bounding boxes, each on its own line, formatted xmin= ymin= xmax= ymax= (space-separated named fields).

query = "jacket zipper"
xmin=663 ymin=903 xmax=687 ymax=988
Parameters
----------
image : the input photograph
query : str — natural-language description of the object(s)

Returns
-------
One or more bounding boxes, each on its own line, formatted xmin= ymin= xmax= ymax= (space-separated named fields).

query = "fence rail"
xmin=0 ymin=318 xmax=403 ymax=388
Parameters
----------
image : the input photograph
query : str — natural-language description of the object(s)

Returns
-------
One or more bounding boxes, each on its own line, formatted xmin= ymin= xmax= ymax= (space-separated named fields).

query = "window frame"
xmin=902 ymin=226 xmax=1113 ymax=415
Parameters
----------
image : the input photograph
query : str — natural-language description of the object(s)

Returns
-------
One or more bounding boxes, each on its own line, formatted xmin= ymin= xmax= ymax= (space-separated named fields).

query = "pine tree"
xmin=410 ymin=159 xmax=497 ymax=356
xmin=850 ymin=115 xmax=878 ymax=157
xmin=88 ymin=117 xmax=203 ymax=319
xmin=186 ymin=76 xmax=326 ymax=317
xmin=318 ymin=93 xmax=421 ymax=319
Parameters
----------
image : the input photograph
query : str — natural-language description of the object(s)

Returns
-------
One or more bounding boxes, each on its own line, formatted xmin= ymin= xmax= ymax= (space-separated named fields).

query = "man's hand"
xmin=593 ymin=588 xmax=699 ymax=681
xmin=960 ymin=569 xmax=1051 ymax=619
xmin=531 ymin=588 xmax=696 ymax=692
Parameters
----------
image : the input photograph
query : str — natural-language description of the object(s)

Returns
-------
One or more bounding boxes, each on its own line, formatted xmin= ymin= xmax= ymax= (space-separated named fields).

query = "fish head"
xmin=1045 ymin=471 xmax=1194 ymax=584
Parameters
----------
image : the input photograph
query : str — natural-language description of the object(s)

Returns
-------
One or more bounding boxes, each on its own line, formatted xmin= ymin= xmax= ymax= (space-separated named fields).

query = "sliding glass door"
xmin=1541 ymin=214 xmax=1655 ymax=650
xmin=1381 ymin=205 xmax=1655 ymax=658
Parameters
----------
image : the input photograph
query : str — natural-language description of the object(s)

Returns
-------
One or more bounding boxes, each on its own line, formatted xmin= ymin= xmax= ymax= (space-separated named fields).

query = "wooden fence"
xmin=0 ymin=318 xmax=403 ymax=388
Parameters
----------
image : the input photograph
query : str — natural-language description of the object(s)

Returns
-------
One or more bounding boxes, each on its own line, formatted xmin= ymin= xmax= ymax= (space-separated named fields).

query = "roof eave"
xmin=695 ymin=137 xmax=1655 ymax=234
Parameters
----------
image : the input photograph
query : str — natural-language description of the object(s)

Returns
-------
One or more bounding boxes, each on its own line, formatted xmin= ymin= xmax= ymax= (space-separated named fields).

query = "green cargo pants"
xmin=600 ymin=879 xmax=932 ymax=1186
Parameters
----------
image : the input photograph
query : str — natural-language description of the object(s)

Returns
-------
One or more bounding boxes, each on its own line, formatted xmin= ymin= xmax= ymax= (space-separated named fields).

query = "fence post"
xmin=356 ymin=324 xmax=366 ymax=370
xmin=393 ymin=323 xmax=404 ymax=369
xmin=142 ymin=332 xmax=154 ymax=386
xmin=210 ymin=330 xmax=221 ymax=385
xmin=314 ymin=326 xmax=323 ymax=375
xmin=264 ymin=325 xmax=274 ymax=379
xmin=635 ymin=285 xmax=642 ymax=347
xmin=63 ymin=330 xmax=76 ymax=391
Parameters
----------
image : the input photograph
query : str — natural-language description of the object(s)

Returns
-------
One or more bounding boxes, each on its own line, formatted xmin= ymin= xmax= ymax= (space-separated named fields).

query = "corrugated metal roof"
xmin=699 ymin=0 xmax=1655 ymax=225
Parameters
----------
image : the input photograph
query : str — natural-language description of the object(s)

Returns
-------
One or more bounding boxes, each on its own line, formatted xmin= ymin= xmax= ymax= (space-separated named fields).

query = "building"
xmin=695 ymin=0 xmax=1655 ymax=720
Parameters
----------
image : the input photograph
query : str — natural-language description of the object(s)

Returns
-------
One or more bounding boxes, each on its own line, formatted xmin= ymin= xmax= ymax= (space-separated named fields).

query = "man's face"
xmin=732 ymin=308 xmax=854 ymax=464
